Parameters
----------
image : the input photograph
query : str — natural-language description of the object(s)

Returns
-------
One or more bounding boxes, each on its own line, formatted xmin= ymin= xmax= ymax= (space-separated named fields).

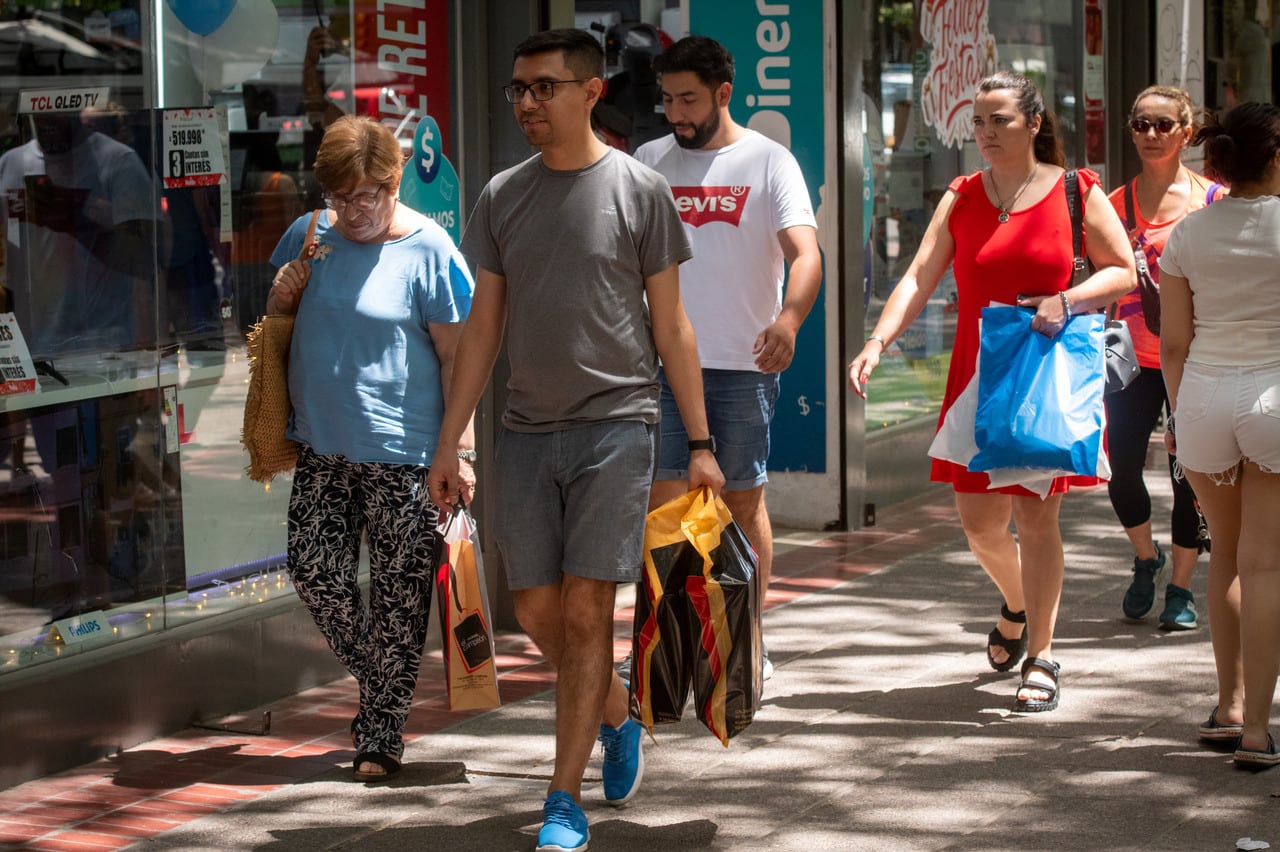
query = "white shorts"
xmin=1175 ymin=361 xmax=1280 ymax=480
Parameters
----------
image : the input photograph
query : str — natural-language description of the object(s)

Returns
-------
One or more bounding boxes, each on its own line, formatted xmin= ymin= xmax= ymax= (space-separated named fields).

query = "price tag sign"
xmin=162 ymin=108 xmax=226 ymax=189
xmin=0 ymin=313 xmax=38 ymax=396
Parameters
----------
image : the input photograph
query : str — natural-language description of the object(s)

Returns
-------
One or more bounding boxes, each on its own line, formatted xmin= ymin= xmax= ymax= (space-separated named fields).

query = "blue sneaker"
xmin=598 ymin=717 xmax=644 ymax=806
xmin=1122 ymin=543 xmax=1168 ymax=619
xmin=536 ymin=791 xmax=588 ymax=852
xmin=1158 ymin=583 xmax=1198 ymax=630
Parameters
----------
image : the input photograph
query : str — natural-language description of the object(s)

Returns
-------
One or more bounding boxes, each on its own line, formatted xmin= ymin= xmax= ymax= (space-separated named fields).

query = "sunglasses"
xmin=1129 ymin=117 xmax=1181 ymax=134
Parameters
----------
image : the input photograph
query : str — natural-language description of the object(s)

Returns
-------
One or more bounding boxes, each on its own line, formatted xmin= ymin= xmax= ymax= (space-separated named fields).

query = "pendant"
xmin=998 ymin=211 xmax=1010 ymax=223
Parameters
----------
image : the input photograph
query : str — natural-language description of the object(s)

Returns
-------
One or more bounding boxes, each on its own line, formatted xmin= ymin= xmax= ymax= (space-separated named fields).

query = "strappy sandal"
xmin=986 ymin=603 xmax=1027 ymax=672
xmin=353 ymin=751 xmax=402 ymax=782
xmin=1012 ymin=656 xmax=1060 ymax=713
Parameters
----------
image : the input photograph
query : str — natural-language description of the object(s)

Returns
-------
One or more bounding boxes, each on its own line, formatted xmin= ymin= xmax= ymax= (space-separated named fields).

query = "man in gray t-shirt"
xmin=427 ymin=28 xmax=722 ymax=852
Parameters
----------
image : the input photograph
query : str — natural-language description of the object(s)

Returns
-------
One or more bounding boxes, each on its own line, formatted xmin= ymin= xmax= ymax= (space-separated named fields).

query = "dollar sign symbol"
xmin=798 ymin=395 xmax=810 ymax=416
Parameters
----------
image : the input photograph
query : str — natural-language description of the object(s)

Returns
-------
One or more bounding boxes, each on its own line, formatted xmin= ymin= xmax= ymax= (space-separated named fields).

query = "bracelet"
xmin=1059 ymin=291 xmax=1072 ymax=320
xmin=867 ymin=334 xmax=888 ymax=349
xmin=456 ymin=450 xmax=477 ymax=463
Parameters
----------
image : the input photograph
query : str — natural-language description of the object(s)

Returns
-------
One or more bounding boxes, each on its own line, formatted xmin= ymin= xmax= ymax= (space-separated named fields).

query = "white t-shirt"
xmin=1159 ymin=194 xmax=1280 ymax=367
xmin=634 ymin=129 xmax=816 ymax=371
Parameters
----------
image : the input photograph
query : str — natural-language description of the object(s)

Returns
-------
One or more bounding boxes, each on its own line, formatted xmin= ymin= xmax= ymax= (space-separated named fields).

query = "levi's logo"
xmin=671 ymin=185 xmax=750 ymax=227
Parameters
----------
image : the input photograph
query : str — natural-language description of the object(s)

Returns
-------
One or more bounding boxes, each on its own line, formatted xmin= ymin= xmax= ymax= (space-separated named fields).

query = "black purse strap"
xmin=1064 ymin=169 xmax=1088 ymax=288
xmin=1122 ymin=180 xmax=1137 ymax=232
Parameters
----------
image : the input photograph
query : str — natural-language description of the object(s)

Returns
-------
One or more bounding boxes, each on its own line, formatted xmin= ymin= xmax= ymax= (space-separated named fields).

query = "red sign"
xmin=352 ymin=0 xmax=451 ymax=156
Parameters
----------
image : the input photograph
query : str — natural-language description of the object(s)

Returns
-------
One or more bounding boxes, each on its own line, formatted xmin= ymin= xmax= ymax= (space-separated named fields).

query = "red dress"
xmin=930 ymin=168 xmax=1105 ymax=496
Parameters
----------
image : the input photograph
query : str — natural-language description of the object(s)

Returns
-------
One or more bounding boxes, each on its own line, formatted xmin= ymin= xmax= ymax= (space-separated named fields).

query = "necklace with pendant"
xmin=993 ymin=162 xmax=1039 ymax=223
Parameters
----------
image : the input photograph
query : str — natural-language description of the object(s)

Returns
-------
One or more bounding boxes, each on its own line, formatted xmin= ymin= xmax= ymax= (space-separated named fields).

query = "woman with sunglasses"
xmin=266 ymin=115 xmax=476 ymax=781
xmin=1105 ymin=87 xmax=1218 ymax=633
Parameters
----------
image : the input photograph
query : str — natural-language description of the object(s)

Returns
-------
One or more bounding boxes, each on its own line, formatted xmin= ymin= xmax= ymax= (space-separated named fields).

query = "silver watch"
xmin=456 ymin=449 xmax=477 ymax=464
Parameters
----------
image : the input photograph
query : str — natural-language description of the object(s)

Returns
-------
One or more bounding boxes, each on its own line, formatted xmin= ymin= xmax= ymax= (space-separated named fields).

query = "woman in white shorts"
xmin=1159 ymin=100 xmax=1280 ymax=769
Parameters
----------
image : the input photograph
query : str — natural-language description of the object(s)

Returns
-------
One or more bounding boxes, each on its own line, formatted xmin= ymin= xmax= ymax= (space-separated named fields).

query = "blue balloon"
xmin=166 ymin=0 xmax=237 ymax=36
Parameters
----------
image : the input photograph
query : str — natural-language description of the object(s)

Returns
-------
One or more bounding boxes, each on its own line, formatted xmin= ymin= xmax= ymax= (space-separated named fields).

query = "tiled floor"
xmin=0 ymin=489 xmax=957 ymax=851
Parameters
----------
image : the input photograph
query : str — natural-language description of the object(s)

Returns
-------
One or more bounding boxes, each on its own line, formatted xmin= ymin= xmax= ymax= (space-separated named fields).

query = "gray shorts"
xmin=493 ymin=420 xmax=656 ymax=590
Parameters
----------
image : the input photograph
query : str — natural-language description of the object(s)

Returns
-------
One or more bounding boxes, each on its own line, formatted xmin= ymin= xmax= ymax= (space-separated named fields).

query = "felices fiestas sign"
xmin=919 ymin=0 xmax=999 ymax=149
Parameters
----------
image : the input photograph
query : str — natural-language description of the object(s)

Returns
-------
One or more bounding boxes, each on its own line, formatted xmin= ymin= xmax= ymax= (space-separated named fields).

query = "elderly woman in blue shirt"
xmin=267 ymin=115 xmax=475 ymax=782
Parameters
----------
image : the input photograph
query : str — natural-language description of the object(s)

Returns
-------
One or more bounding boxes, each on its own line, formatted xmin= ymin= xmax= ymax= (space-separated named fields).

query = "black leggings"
xmin=1103 ymin=366 xmax=1201 ymax=549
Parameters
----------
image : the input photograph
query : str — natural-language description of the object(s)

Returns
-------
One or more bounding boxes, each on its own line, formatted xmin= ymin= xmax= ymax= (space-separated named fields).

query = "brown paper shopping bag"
xmin=436 ymin=505 xmax=500 ymax=711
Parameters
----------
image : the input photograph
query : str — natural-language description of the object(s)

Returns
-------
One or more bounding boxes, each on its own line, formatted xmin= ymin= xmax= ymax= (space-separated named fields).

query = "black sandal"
xmin=1012 ymin=656 xmax=1060 ymax=713
xmin=986 ymin=603 xmax=1027 ymax=672
xmin=353 ymin=751 xmax=401 ymax=782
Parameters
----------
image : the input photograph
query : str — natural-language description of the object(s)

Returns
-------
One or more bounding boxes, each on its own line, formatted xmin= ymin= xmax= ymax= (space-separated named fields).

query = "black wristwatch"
xmin=688 ymin=437 xmax=716 ymax=453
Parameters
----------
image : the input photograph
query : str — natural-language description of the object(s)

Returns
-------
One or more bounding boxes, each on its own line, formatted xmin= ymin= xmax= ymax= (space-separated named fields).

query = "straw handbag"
xmin=241 ymin=210 xmax=321 ymax=482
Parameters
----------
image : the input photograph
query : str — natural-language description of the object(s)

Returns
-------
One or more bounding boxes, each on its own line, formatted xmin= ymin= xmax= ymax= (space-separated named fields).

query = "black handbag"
xmin=1065 ymin=170 xmax=1139 ymax=395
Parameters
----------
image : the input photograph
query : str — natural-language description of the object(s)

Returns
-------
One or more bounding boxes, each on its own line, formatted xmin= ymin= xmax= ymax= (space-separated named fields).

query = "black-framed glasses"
xmin=1129 ymin=117 xmax=1181 ymax=135
xmin=324 ymin=186 xmax=384 ymax=212
xmin=502 ymin=79 xmax=589 ymax=104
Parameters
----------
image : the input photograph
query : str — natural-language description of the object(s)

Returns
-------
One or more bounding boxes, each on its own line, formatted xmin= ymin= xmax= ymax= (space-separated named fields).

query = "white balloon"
xmin=188 ymin=0 xmax=280 ymax=92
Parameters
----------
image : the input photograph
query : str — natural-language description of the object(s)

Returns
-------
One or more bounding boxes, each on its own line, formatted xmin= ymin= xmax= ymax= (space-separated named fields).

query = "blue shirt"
xmin=270 ymin=211 xmax=473 ymax=465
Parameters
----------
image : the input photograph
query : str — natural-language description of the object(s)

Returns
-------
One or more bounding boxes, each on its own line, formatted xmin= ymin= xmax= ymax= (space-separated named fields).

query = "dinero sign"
xmin=689 ymin=0 xmax=827 ymax=475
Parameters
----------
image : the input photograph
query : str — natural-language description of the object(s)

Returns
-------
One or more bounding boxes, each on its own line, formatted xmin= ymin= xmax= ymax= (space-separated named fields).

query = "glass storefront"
xmin=0 ymin=0 xmax=458 ymax=673
xmin=1207 ymin=0 xmax=1278 ymax=111
xmin=860 ymin=0 xmax=1090 ymax=434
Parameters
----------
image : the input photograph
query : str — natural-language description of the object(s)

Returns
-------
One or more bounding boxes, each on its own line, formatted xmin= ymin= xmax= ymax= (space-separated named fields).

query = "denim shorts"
xmin=655 ymin=368 xmax=779 ymax=490
xmin=493 ymin=421 xmax=656 ymax=590
xmin=1175 ymin=361 xmax=1280 ymax=479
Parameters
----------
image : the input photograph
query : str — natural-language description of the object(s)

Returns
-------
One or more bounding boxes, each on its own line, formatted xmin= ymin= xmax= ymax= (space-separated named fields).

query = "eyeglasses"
xmin=324 ymin=186 xmax=384 ymax=212
xmin=502 ymin=79 xmax=589 ymax=104
xmin=1129 ymin=117 xmax=1182 ymax=135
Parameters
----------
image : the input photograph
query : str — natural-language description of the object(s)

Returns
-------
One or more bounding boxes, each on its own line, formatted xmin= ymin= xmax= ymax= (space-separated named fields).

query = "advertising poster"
xmin=918 ymin=0 xmax=999 ymax=149
xmin=162 ymin=108 xmax=227 ymax=189
xmin=353 ymin=0 xmax=451 ymax=156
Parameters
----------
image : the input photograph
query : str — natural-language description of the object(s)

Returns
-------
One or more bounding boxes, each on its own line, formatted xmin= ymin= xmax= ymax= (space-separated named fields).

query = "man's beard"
xmin=672 ymin=110 xmax=720 ymax=149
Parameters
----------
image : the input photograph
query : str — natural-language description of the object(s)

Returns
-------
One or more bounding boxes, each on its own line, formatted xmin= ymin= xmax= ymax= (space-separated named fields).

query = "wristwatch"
xmin=688 ymin=437 xmax=717 ymax=453
xmin=456 ymin=449 xmax=477 ymax=463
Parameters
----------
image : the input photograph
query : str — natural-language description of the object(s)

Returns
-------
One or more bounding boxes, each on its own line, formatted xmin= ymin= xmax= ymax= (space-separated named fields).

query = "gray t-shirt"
xmin=461 ymin=148 xmax=691 ymax=432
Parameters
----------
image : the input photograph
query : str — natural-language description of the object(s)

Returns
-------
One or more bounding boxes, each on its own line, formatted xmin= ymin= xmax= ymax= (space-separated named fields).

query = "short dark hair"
xmin=1196 ymin=101 xmax=1280 ymax=185
xmin=512 ymin=28 xmax=604 ymax=80
xmin=654 ymin=35 xmax=734 ymax=88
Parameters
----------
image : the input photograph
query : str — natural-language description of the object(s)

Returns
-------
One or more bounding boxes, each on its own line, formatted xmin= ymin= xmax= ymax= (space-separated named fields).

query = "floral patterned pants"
xmin=287 ymin=445 xmax=440 ymax=759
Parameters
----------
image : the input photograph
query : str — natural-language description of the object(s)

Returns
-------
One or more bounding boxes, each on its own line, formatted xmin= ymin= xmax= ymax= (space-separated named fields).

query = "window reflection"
xmin=862 ymin=0 xmax=1083 ymax=432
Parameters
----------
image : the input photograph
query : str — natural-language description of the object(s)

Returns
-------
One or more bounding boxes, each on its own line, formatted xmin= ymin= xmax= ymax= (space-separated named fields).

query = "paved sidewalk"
xmin=4 ymin=475 xmax=1280 ymax=852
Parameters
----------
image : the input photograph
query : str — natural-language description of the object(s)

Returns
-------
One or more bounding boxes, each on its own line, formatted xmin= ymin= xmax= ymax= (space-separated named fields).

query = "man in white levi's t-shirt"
xmin=634 ymin=35 xmax=821 ymax=676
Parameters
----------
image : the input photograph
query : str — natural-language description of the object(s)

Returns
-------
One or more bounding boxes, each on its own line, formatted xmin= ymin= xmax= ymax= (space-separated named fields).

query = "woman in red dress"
xmin=848 ymin=72 xmax=1135 ymax=712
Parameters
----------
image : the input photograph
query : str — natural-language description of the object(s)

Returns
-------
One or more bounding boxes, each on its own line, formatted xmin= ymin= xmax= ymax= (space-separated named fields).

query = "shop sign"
xmin=19 ymin=87 xmax=110 ymax=115
xmin=0 ymin=313 xmax=37 ymax=396
xmin=162 ymin=108 xmax=227 ymax=189
xmin=918 ymin=0 xmax=999 ymax=149
xmin=354 ymin=0 xmax=451 ymax=156
xmin=398 ymin=115 xmax=461 ymax=244
xmin=49 ymin=610 xmax=111 ymax=646
xmin=689 ymin=0 xmax=827 ymax=473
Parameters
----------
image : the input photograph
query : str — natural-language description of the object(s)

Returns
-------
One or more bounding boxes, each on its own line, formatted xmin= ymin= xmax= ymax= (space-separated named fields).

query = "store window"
xmin=861 ymin=0 xmax=1086 ymax=432
xmin=1207 ymin=0 xmax=1277 ymax=113
xmin=0 ymin=1 xmax=458 ymax=673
